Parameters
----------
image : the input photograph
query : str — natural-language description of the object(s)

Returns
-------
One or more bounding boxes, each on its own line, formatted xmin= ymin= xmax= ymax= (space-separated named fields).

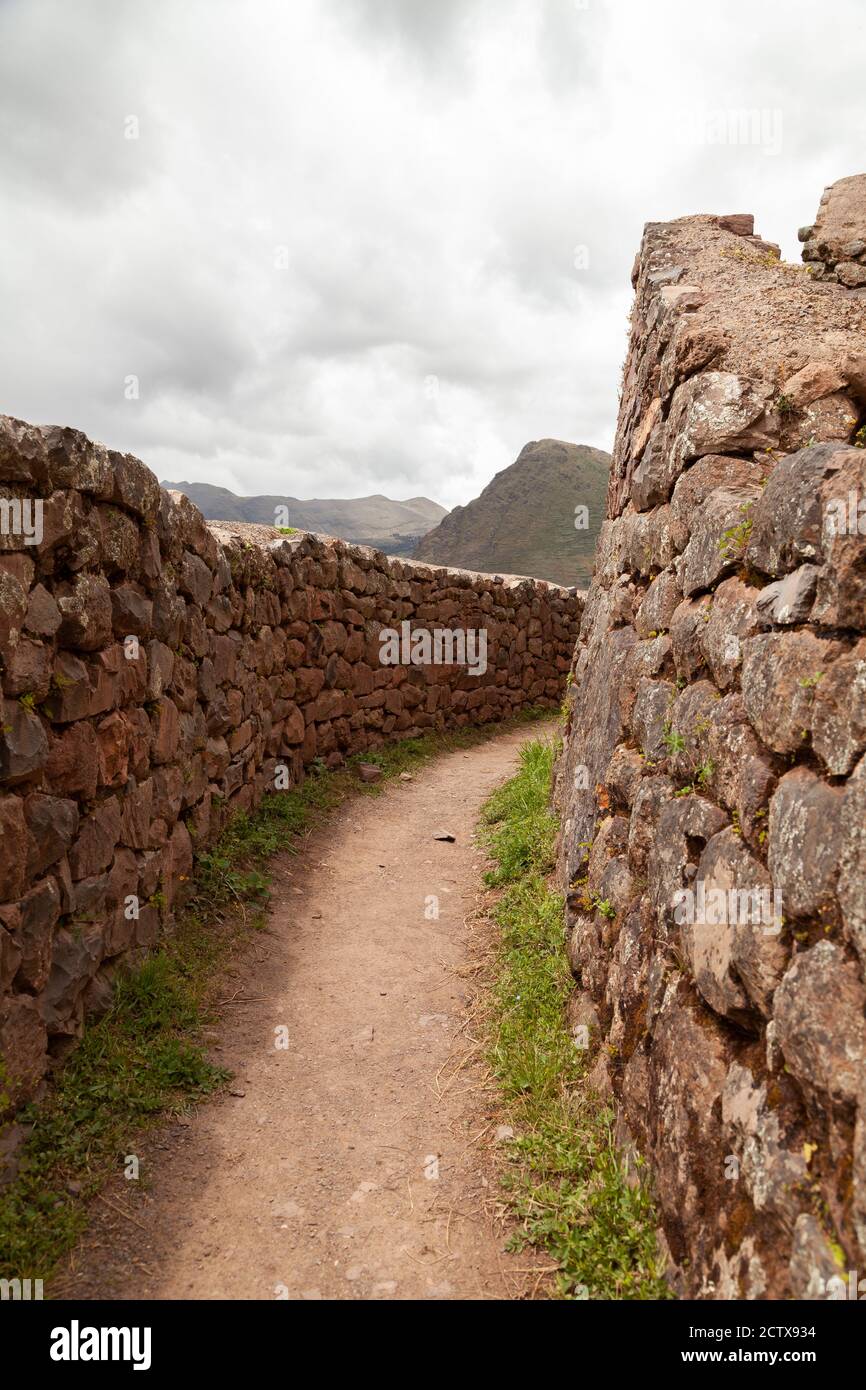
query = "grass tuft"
xmin=480 ymin=737 xmax=672 ymax=1300
xmin=0 ymin=955 xmax=226 ymax=1282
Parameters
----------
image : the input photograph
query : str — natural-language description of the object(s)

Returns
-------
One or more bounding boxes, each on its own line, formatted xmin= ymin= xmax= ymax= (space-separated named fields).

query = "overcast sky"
xmin=1 ymin=0 xmax=864 ymax=509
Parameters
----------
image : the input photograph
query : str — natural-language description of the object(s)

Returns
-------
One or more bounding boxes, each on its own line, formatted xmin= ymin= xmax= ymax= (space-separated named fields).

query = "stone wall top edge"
xmin=0 ymin=413 xmax=579 ymax=599
xmin=205 ymin=518 xmax=577 ymax=595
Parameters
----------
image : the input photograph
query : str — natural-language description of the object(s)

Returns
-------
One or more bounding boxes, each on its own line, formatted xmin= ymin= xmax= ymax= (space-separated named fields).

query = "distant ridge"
xmin=411 ymin=439 xmax=610 ymax=586
xmin=161 ymin=482 xmax=447 ymax=557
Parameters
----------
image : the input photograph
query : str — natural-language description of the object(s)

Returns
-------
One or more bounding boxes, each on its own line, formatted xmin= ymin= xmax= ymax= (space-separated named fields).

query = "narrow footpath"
xmin=59 ymin=722 xmax=554 ymax=1301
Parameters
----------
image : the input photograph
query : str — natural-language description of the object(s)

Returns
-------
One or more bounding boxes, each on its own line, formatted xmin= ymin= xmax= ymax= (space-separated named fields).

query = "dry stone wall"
xmin=0 ymin=415 xmax=579 ymax=1129
xmin=555 ymin=179 xmax=866 ymax=1298
xmin=800 ymin=173 xmax=866 ymax=287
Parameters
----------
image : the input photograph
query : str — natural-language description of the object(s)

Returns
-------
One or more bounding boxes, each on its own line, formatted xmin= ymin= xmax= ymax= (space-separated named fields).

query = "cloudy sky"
xmin=1 ymin=0 xmax=864 ymax=509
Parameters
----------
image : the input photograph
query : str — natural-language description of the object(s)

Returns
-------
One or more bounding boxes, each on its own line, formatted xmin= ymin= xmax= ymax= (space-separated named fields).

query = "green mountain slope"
xmin=412 ymin=440 xmax=610 ymax=587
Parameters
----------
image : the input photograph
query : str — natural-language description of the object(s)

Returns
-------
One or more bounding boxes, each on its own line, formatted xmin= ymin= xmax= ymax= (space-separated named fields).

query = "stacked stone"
xmin=0 ymin=414 xmax=579 ymax=1123
xmin=800 ymin=173 xmax=866 ymax=287
xmin=556 ymin=192 xmax=866 ymax=1297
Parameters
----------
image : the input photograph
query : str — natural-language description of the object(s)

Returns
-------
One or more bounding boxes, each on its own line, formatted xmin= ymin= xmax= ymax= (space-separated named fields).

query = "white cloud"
xmin=0 ymin=0 xmax=863 ymax=508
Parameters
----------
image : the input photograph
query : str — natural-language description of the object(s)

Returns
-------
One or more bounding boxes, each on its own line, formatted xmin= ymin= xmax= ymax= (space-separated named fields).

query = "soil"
xmin=56 ymin=722 xmax=554 ymax=1301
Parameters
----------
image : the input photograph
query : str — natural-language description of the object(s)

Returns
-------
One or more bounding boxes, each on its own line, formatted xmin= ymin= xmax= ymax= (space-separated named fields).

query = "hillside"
xmin=160 ymin=483 xmax=447 ymax=556
xmin=411 ymin=439 xmax=610 ymax=586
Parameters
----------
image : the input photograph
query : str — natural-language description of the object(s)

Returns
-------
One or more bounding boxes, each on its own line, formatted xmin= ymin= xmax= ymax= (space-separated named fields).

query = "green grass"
xmin=480 ymin=738 xmax=672 ymax=1300
xmin=0 ymin=707 xmax=554 ymax=1288
xmin=0 ymin=958 xmax=226 ymax=1281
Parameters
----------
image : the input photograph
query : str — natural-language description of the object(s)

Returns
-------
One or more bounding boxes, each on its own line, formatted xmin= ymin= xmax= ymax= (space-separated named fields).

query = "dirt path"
xmin=60 ymin=722 xmax=552 ymax=1301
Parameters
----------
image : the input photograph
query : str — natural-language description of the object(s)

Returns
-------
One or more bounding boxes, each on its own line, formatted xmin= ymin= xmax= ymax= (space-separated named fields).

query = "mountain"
xmin=160 ymin=483 xmax=447 ymax=556
xmin=411 ymin=439 xmax=610 ymax=587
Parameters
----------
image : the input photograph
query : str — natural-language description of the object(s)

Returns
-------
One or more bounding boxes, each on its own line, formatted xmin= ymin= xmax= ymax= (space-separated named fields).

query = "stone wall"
xmin=0 ymin=415 xmax=579 ymax=1120
xmin=800 ymin=173 xmax=866 ymax=286
xmin=555 ymin=180 xmax=866 ymax=1298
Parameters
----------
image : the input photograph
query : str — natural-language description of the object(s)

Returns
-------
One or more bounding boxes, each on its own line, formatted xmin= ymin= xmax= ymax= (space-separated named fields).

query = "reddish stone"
xmin=0 ymin=922 xmax=22 ymax=991
xmin=42 ymin=651 xmax=92 ymax=724
xmin=36 ymin=488 xmax=92 ymax=567
xmin=108 ymin=450 xmax=161 ymax=520
xmin=282 ymin=704 xmax=305 ymax=745
xmin=210 ymin=633 xmax=239 ymax=683
xmin=811 ymin=639 xmax=866 ymax=776
xmin=0 ymin=795 xmax=33 ymax=900
xmin=0 ymin=995 xmax=47 ymax=1108
xmin=151 ymin=766 xmax=184 ymax=823
xmin=179 ymin=551 xmax=213 ymax=606
xmin=0 ymin=698 xmax=49 ymax=783
xmin=295 ymin=667 xmax=324 ymax=703
xmin=55 ymin=573 xmax=113 ymax=651
xmin=225 ymin=688 xmax=243 ymax=727
xmin=180 ymin=753 xmax=208 ymax=810
xmin=741 ymin=630 xmax=836 ymax=755
xmin=24 ymin=792 xmax=79 ymax=877
xmin=94 ymin=505 xmax=139 ymax=574
xmin=204 ymin=736 xmax=231 ymax=779
xmin=44 ymin=719 xmax=99 ymax=799
xmin=42 ymin=924 xmax=104 ymax=1032
xmin=0 ymin=553 xmax=34 ymax=588
xmin=96 ymin=710 xmax=132 ymax=787
xmin=150 ymin=697 xmax=180 ymax=764
xmin=3 ymin=637 xmax=52 ymax=700
xmin=168 ymin=654 xmax=198 ymax=713
xmin=125 ymin=706 xmax=152 ymax=778
xmin=309 ymin=690 xmax=344 ymax=722
xmin=301 ymin=723 xmax=317 ymax=761
xmin=0 ymin=571 xmax=28 ymax=652
xmin=774 ymin=942 xmax=866 ymax=1106
xmin=228 ymin=719 xmax=253 ymax=755
xmin=153 ymin=585 xmax=186 ymax=647
xmin=319 ymin=620 xmax=347 ymax=655
xmin=148 ymin=818 xmax=168 ymax=849
xmin=110 ymin=584 xmax=153 ymax=638
xmin=186 ymin=790 xmax=212 ymax=846
xmin=68 ymin=796 xmax=122 ymax=880
xmin=145 ymin=639 xmax=175 ymax=698
xmin=717 ymin=213 xmax=755 ymax=236
xmin=119 ymin=777 xmax=153 ymax=849
xmin=15 ymin=876 xmax=61 ymax=991
xmin=87 ymin=644 xmax=135 ymax=714
xmin=163 ymin=820 xmax=193 ymax=910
